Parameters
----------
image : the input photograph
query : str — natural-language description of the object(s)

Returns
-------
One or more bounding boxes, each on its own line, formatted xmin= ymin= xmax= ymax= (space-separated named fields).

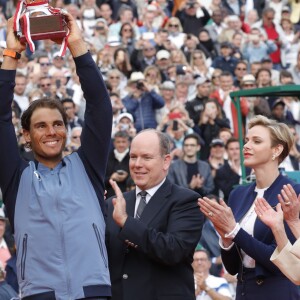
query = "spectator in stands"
xmin=0 ymin=260 xmax=18 ymax=300
xmin=109 ymin=5 xmax=140 ymax=39
xmin=168 ymin=133 xmax=215 ymax=196
xmin=242 ymin=27 xmax=277 ymax=64
xmin=61 ymin=98 xmax=84 ymax=138
xmin=143 ymin=65 xmax=162 ymax=93
xmin=185 ymin=77 xmax=210 ymax=125
xmin=48 ymin=51 xmax=69 ymax=77
xmin=156 ymin=80 xmax=177 ymax=124
xmin=233 ymin=60 xmax=248 ymax=88
xmin=192 ymin=247 xmax=232 ymax=300
xmin=210 ymin=71 xmax=248 ymax=138
xmin=240 ymin=74 xmax=271 ymax=122
xmin=63 ymin=126 xmax=82 ymax=156
xmin=80 ymin=0 xmax=101 ymax=37
xmin=88 ymin=18 xmax=109 ymax=52
xmin=280 ymin=17 xmax=300 ymax=69
xmin=256 ymin=67 xmax=272 ymax=88
xmin=38 ymin=76 xmax=52 ymax=98
xmin=261 ymin=57 xmax=280 ymax=85
xmin=170 ymin=48 xmax=188 ymax=66
xmin=208 ymin=138 xmax=226 ymax=178
xmin=106 ymin=68 xmax=127 ymax=98
xmin=198 ymin=29 xmax=219 ymax=61
xmin=155 ymin=49 xmax=172 ymax=81
xmin=252 ymin=7 xmax=287 ymax=70
xmin=288 ymin=50 xmax=300 ymax=84
xmin=131 ymin=39 xmax=158 ymax=72
xmin=105 ymin=130 xmax=130 ymax=198
xmin=218 ymin=127 xmax=233 ymax=145
xmin=113 ymin=112 xmax=137 ymax=139
xmin=250 ymin=61 xmax=262 ymax=77
xmin=14 ymin=72 xmax=28 ymax=112
xmin=122 ymin=72 xmax=165 ymax=132
xmin=205 ymin=9 xmax=226 ymax=48
xmin=198 ymin=99 xmax=230 ymax=160
xmin=215 ymin=138 xmax=250 ymax=203
xmin=119 ymin=22 xmax=136 ymax=56
xmin=212 ymin=42 xmax=239 ymax=76
xmin=190 ymin=49 xmax=214 ymax=80
xmin=181 ymin=33 xmax=199 ymax=62
xmin=0 ymin=210 xmax=10 ymax=270
xmin=99 ymin=3 xmax=114 ymax=27
xmin=165 ymin=17 xmax=186 ymax=49
xmin=113 ymin=47 xmax=132 ymax=79
xmin=36 ymin=54 xmax=51 ymax=78
xmin=175 ymin=0 xmax=210 ymax=36
xmin=279 ymin=70 xmax=294 ymax=85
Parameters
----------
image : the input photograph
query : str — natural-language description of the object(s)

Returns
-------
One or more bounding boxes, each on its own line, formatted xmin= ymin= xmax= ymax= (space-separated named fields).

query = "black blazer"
xmin=105 ymin=179 xmax=204 ymax=300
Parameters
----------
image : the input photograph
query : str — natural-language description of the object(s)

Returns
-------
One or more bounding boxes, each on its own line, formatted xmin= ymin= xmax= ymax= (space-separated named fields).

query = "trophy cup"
xmin=14 ymin=0 xmax=69 ymax=55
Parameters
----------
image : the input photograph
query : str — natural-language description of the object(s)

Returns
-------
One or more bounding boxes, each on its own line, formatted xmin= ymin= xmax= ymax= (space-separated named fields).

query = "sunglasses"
xmin=123 ymin=28 xmax=132 ymax=32
xmin=237 ymin=68 xmax=246 ymax=71
xmin=95 ymin=26 xmax=104 ymax=30
xmin=40 ymin=63 xmax=50 ymax=66
xmin=144 ymin=48 xmax=155 ymax=51
xmin=41 ymin=83 xmax=51 ymax=87
xmin=109 ymin=76 xmax=120 ymax=79
xmin=193 ymin=56 xmax=203 ymax=60
xmin=169 ymin=24 xmax=179 ymax=28
xmin=54 ymin=57 xmax=64 ymax=60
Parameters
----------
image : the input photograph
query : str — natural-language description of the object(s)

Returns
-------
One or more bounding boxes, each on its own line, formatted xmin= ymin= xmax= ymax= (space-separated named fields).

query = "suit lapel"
xmin=125 ymin=190 xmax=137 ymax=217
xmin=139 ymin=180 xmax=172 ymax=224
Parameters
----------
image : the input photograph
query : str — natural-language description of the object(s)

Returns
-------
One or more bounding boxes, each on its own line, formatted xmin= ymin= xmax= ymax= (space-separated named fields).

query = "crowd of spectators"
xmin=1 ymin=0 xmax=300 ymax=298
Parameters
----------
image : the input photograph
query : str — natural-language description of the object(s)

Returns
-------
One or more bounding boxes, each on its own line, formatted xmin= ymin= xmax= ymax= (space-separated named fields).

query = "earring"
xmin=272 ymin=154 xmax=276 ymax=161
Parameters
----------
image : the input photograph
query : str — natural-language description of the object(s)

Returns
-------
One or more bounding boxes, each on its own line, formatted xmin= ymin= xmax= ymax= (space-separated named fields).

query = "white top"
xmin=196 ymin=274 xmax=233 ymax=300
xmin=134 ymin=178 xmax=166 ymax=216
xmin=240 ymin=186 xmax=268 ymax=268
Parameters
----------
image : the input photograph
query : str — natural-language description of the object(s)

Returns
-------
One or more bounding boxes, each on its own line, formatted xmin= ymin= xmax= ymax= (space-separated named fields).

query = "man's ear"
xmin=22 ymin=129 xmax=31 ymax=143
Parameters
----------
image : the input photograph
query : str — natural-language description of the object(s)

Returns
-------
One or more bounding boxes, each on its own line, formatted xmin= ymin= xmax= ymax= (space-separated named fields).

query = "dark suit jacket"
xmin=221 ymin=174 xmax=300 ymax=298
xmin=106 ymin=179 xmax=204 ymax=300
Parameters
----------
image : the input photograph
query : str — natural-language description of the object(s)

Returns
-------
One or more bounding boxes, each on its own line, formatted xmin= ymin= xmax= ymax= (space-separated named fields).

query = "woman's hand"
xmin=198 ymin=197 xmax=236 ymax=237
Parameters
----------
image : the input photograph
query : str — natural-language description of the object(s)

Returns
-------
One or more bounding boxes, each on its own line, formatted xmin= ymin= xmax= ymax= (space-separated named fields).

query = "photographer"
xmin=122 ymin=72 xmax=165 ymax=132
xmin=175 ymin=0 xmax=210 ymax=36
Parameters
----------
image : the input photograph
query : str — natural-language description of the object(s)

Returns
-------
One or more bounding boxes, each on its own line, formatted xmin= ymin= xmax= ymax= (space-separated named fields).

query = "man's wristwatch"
xmin=3 ymin=49 xmax=21 ymax=59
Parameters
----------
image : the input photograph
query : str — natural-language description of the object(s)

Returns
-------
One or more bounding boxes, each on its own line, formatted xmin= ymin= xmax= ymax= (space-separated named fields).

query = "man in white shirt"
xmin=193 ymin=248 xmax=232 ymax=300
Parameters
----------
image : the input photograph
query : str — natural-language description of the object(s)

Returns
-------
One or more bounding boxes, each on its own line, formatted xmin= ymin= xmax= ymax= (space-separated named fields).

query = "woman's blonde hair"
xmin=248 ymin=115 xmax=294 ymax=163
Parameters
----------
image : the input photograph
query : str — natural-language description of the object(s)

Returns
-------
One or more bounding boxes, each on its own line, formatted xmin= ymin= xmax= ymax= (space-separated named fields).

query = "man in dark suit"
xmin=106 ymin=129 xmax=204 ymax=300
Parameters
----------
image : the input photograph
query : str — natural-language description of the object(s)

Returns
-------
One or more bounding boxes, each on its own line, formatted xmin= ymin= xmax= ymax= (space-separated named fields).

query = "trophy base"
xmin=19 ymin=14 xmax=67 ymax=42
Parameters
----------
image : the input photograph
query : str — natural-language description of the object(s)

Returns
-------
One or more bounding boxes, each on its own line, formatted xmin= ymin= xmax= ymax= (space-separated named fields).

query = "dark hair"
xmin=255 ymin=68 xmax=272 ymax=80
xmin=225 ymin=137 xmax=239 ymax=149
xmin=114 ymin=130 xmax=130 ymax=139
xmin=119 ymin=22 xmax=135 ymax=38
xmin=21 ymin=98 xmax=68 ymax=131
xmin=61 ymin=98 xmax=75 ymax=106
xmin=183 ymin=133 xmax=201 ymax=145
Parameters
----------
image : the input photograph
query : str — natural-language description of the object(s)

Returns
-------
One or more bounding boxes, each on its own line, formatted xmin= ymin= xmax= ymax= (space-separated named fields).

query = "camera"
xmin=172 ymin=120 xmax=179 ymax=131
xmin=176 ymin=64 xmax=187 ymax=75
xmin=55 ymin=79 xmax=61 ymax=89
xmin=136 ymin=81 xmax=145 ymax=91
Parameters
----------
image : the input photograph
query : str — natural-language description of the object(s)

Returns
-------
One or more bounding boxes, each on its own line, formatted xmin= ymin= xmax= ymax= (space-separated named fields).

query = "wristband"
xmin=3 ymin=49 xmax=21 ymax=59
